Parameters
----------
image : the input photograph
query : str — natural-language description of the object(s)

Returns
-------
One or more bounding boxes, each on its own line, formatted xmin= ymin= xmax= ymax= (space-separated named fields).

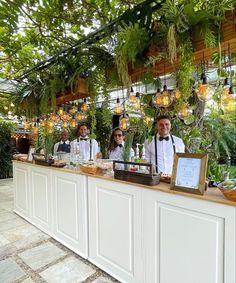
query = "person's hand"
xmin=96 ymin=152 xmax=102 ymax=159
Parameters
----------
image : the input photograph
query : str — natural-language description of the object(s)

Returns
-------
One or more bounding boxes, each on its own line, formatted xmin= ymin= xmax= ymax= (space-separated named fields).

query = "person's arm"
xmin=92 ymin=140 xmax=99 ymax=160
xmin=144 ymin=140 xmax=151 ymax=163
xmin=53 ymin=142 xmax=58 ymax=155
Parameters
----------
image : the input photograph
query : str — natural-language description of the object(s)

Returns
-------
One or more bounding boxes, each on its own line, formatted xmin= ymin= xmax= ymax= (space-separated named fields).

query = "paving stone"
xmin=0 ymin=258 xmax=26 ymax=283
xmin=18 ymin=242 xmax=67 ymax=270
xmin=40 ymin=256 xmax=95 ymax=283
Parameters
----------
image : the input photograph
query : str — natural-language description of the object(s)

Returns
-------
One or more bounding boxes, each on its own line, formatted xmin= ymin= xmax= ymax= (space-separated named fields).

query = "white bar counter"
xmin=13 ymin=161 xmax=236 ymax=283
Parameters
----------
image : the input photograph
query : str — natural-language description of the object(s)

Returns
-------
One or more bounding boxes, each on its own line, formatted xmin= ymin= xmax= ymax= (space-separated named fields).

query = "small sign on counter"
xmin=170 ymin=153 xmax=208 ymax=195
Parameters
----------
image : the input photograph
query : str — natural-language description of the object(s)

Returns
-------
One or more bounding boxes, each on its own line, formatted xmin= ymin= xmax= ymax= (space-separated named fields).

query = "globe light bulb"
xmin=153 ymin=89 xmax=163 ymax=107
xmin=69 ymin=105 xmax=77 ymax=115
xmin=76 ymin=111 xmax=86 ymax=122
xmin=196 ymin=74 xmax=214 ymax=102
xmin=224 ymin=87 xmax=236 ymax=112
xmin=119 ymin=115 xmax=130 ymax=131
xmin=178 ymin=103 xmax=192 ymax=120
xmin=63 ymin=121 xmax=69 ymax=128
xmin=41 ymin=120 xmax=46 ymax=127
xmin=70 ymin=118 xmax=77 ymax=128
xmin=81 ymin=98 xmax=89 ymax=113
xmin=114 ymin=98 xmax=123 ymax=115
xmin=48 ymin=127 xmax=54 ymax=134
xmin=57 ymin=107 xmax=64 ymax=116
xmin=143 ymin=115 xmax=153 ymax=126
xmin=47 ymin=121 xmax=54 ymax=128
xmin=23 ymin=120 xmax=30 ymax=129
xmin=49 ymin=113 xmax=60 ymax=123
xmin=174 ymin=88 xmax=181 ymax=99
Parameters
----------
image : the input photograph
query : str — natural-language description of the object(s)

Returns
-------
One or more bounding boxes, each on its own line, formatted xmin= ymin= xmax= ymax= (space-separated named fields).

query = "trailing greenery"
xmin=0 ymin=120 xmax=16 ymax=178
xmin=115 ymin=23 xmax=149 ymax=87
xmin=122 ymin=131 xmax=134 ymax=162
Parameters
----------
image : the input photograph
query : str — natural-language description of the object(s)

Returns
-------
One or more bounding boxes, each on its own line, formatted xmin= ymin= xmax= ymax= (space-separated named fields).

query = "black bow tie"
xmin=116 ymin=144 xmax=123 ymax=148
xmin=80 ymin=138 xmax=88 ymax=141
xmin=159 ymin=136 xmax=169 ymax=141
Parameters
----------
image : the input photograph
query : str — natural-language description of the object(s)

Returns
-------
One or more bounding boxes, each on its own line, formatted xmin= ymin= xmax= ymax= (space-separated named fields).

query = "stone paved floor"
xmin=0 ymin=179 xmax=119 ymax=283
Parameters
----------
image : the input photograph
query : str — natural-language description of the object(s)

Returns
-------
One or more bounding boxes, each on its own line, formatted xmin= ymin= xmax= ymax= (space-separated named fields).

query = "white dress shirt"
xmin=109 ymin=143 xmax=124 ymax=160
xmin=71 ymin=137 xmax=98 ymax=161
xmin=144 ymin=134 xmax=185 ymax=174
xmin=53 ymin=140 xmax=70 ymax=155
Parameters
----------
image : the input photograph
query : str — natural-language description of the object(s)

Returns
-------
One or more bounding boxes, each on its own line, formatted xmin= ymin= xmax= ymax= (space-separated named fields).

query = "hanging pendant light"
xmin=196 ymin=73 xmax=214 ymax=102
xmin=76 ymin=111 xmax=86 ymax=122
xmin=128 ymin=87 xmax=136 ymax=103
xmin=153 ymin=89 xmax=163 ymax=108
xmin=119 ymin=113 xmax=130 ymax=131
xmin=57 ymin=106 xmax=64 ymax=116
xmin=114 ymin=98 xmax=123 ymax=115
xmin=173 ymin=85 xmax=181 ymax=99
xmin=32 ymin=123 xmax=38 ymax=135
xmin=23 ymin=120 xmax=30 ymax=130
xmin=143 ymin=115 xmax=153 ymax=126
xmin=70 ymin=118 xmax=77 ymax=128
xmin=49 ymin=112 xmax=60 ymax=123
xmin=69 ymin=103 xmax=77 ymax=115
xmin=161 ymin=85 xmax=172 ymax=107
xmin=62 ymin=121 xmax=69 ymax=128
xmin=47 ymin=126 xmax=54 ymax=134
xmin=133 ymin=92 xmax=141 ymax=111
xmin=223 ymin=78 xmax=230 ymax=99
xmin=224 ymin=87 xmax=236 ymax=113
xmin=223 ymin=45 xmax=236 ymax=112
xmin=178 ymin=103 xmax=192 ymax=120
xmin=81 ymin=98 xmax=89 ymax=112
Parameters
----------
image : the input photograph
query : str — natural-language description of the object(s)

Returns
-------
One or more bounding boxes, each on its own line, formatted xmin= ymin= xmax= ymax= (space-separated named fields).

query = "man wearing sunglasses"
xmin=144 ymin=115 xmax=185 ymax=175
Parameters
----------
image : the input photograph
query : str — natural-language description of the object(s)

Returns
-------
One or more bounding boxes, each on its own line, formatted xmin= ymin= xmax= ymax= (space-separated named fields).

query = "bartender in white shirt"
xmin=108 ymin=127 xmax=125 ymax=160
xmin=144 ymin=115 xmax=185 ymax=174
xmin=71 ymin=123 xmax=99 ymax=161
xmin=53 ymin=130 xmax=71 ymax=154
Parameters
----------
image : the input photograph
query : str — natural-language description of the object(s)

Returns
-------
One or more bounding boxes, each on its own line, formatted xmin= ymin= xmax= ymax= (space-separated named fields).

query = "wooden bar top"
xmin=14 ymin=160 xmax=236 ymax=207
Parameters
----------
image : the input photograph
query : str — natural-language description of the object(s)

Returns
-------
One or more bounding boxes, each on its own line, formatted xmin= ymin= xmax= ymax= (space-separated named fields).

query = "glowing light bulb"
xmin=32 ymin=126 xmax=38 ymax=135
xmin=70 ymin=119 xmax=77 ymax=128
xmin=48 ymin=127 xmax=54 ymax=134
xmin=57 ymin=107 xmax=64 ymax=116
xmin=174 ymin=88 xmax=181 ymax=99
xmin=41 ymin=120 xmax=46 ymax=127
xmin=47 ymin=121 xmax=54 ymax=128
xmin=63 ymin=121 xmax=69 ymax=128
xmin=76 ymin=112 xmax=86 ymax=122
xmin=114 ymin=98 xmax=123 ymax=115
xmin=178 ymin=104 xmax=192 ymax=120
xmin=119 ymin=115 xmax=130 ymax=131
xmin=153 ymin=89 xmax=163 ymax=107
xmin=196 ymin=75 xmax=214 ymax=102
xmin=143 ymin=115 xmax=153 ymax=126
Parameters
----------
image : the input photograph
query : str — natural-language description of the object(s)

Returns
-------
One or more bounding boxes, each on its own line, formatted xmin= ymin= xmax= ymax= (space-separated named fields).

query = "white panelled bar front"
xmin=13 ymin=161 xmax=236 ymax=283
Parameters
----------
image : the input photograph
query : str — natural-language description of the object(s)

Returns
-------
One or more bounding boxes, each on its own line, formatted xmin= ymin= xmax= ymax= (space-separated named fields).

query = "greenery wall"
xmin=0 ymin=120 xmax=16 ymax=179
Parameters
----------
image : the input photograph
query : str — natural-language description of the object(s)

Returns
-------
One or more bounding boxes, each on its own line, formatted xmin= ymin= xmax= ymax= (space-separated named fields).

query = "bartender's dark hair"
xmin=108 ymin=127 xmax=125 ymax=152
xmin=77 ymin=123 xmax=89 ymax=132
xmin=156 ymin=115 xmax=171 ymax=122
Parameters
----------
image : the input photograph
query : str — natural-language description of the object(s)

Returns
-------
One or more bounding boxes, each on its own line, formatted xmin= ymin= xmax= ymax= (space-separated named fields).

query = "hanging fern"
xmin=167 ymin=24 xmax=177 ymax=63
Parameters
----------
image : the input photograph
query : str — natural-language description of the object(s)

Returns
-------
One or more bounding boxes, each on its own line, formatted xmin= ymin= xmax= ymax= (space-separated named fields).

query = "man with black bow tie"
xmin=108 ymin=127 xmax=125 ymax=160
xmin=53 ymin=130 xmax=71 ymax=154
xmin=144 ymin=115 xmax=185 ymax=174
xmin=71 ymin=123 xmax=98 ymax=161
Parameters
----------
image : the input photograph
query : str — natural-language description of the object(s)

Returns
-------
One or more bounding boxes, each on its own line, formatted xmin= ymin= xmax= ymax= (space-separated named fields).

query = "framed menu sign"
xmin=170 ymin=153 xmax=208 ymax=195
